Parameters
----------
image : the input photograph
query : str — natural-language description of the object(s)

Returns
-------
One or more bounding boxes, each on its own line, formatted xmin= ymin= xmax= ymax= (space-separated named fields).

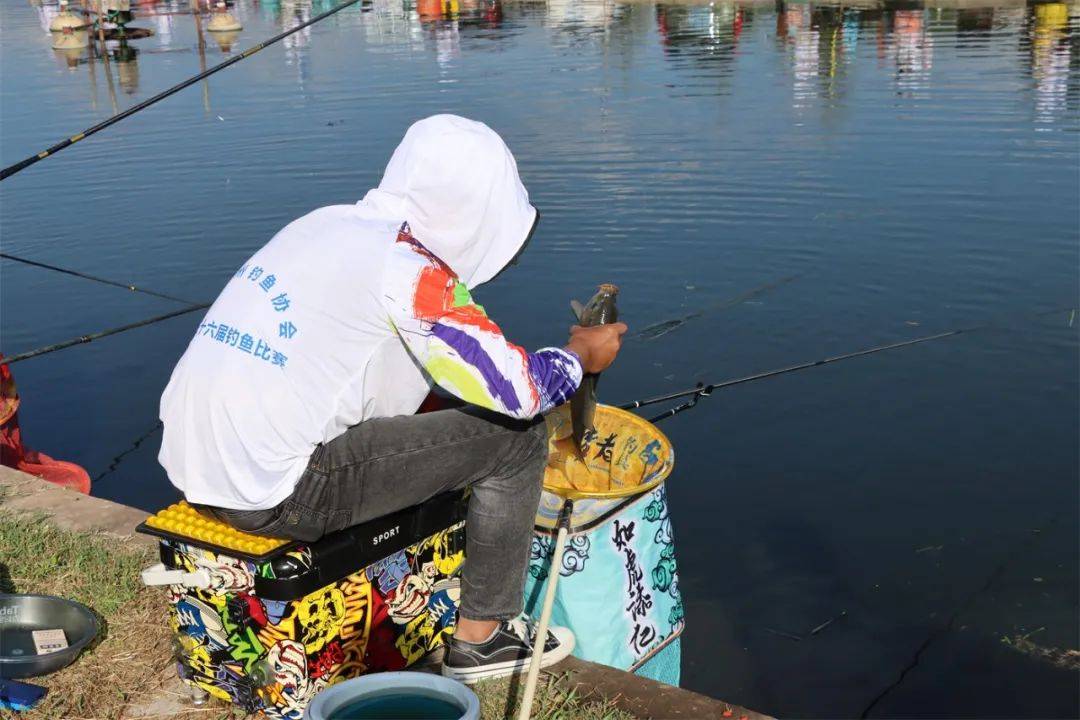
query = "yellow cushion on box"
xmin=144 ymin=500 xmax=288 ymax=555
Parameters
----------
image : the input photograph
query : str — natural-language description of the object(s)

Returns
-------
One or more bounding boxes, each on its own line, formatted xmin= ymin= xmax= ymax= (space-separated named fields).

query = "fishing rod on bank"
xmin=624 ymin=307 xmax=1077 ymax=424
xmin=0 ymin=252 xmax=213 ymax=364
xmin=0 ymin=252 xmax=200 ymax=305
xmin=2 ymin=303 xmax=211 ymax=365
xmin=0 ymin=0 xmax=368 ymax=182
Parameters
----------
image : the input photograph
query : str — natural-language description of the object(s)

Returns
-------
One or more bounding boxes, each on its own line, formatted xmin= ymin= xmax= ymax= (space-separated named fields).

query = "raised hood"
xmin=358 ymin=114 xmax=538 ymax=289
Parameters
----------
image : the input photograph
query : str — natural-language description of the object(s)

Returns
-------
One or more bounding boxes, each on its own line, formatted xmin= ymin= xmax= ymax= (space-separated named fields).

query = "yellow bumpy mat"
xmin=144 ymin=500 xmax=289 ymax=555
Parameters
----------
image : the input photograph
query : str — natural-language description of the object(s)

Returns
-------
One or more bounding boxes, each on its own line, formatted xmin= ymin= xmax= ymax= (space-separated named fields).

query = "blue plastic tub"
xmin=304 ymin=671 xmax=479 ymax=720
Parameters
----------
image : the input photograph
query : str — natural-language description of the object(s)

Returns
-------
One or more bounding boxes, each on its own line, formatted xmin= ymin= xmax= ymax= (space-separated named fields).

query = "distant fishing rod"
xmin=2 ymin=303 xmax=210 ymax=365
xmin=629 ymin=273 xmax=801 ymax=342
xmin=0 ymin=0 xmax=367 ymax=182
xmin=0 ymin=253 xmax=213 ymax=364
xmin=0 ymin=252 xmax=199 ymax=305
xmin=624 ymin=308 xmax=1076 ymax=422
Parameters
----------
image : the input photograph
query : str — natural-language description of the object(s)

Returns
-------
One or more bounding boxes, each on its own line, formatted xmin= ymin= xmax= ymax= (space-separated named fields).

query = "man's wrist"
xmin=564 ymin=338 xmax=591 ymax=373
xmin=562 ymin=348 xmax=583 ymax=374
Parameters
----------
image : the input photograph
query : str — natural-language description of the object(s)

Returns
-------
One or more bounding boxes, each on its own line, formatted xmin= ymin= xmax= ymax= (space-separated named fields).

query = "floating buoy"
xmin=51 ymin=29 xmax=88 ymax=61
xmin=49 ymin=1 xmax=86 ymax=33
xmin=211 ymin=30 xmax=241 ymax=53
xmin=207 ymin=2 xmax=242 ymax=32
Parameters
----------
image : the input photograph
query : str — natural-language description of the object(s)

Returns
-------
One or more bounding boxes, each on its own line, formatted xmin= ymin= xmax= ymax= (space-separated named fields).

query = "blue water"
xmin=328 ymin=692 xmax=463 ymax=720
xmin=1 ymin=0 xmax=1077 ymax=716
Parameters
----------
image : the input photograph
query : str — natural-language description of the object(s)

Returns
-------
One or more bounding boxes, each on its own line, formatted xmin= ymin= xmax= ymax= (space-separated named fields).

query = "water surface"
xmin=1 ymin=0 xmax=1077 ymax=716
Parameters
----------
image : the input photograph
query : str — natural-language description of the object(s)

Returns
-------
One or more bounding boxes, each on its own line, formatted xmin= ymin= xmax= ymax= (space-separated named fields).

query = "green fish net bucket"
xmin=543 ymin=403 xmax=675 ymax=502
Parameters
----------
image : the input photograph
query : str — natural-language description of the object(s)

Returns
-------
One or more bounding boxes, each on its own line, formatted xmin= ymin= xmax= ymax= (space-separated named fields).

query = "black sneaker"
xmin=441 ymin=615 xmax=575 ymax=684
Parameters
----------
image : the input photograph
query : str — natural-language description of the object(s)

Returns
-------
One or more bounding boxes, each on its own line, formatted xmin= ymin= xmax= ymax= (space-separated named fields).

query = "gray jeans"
xmin=207 ymin=406 xmax=547 ymax=621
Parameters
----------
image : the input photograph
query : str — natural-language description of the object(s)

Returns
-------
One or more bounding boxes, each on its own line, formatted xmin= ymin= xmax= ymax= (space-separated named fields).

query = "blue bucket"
xmin=304 ymin=672 xmax=480 ymax=720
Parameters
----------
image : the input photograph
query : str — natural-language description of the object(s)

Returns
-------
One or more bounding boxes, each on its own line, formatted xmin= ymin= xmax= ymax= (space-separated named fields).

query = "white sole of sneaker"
xmin=441 ymin=630 xmax=576 ymax=685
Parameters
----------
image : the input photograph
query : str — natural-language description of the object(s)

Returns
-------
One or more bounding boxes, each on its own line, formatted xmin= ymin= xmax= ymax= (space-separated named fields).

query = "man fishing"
xmin=158 ymin=114 xmax=627 ymax=683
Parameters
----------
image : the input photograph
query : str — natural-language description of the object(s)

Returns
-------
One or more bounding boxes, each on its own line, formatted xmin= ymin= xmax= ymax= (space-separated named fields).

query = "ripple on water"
xmin=0 ymin=0 xmax=1077 ymax=716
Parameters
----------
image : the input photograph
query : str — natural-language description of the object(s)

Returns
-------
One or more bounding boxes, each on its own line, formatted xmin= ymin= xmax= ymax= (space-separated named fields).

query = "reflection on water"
xmin=22 ymin=0 xmax=1080 ymax=127
xmin=1032 ymin=2 xmax=1072 ymax=124
xmin=2 ymin=0 xmax=1078 ymax=716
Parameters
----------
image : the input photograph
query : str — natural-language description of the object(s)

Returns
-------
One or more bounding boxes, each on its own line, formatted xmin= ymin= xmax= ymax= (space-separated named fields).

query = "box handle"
xmin=140 ymin=562 xmax=211 ymax=589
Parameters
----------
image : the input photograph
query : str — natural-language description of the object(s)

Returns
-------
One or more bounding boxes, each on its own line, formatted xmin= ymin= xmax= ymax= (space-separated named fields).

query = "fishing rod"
xmin=1 ymin=252 xmax=200 ymax=305
xmin=623 ymin=308 xmax=1076 ymax=421
xmin=0 ymin=0 xmax=367 ymax=181
xmin=629 ymin=273 xmax=801 ymax=342
xmin=2 ymin=303 xmax=210 ymax=365
xmin=94 ymin=421 xmax=164 ymax=485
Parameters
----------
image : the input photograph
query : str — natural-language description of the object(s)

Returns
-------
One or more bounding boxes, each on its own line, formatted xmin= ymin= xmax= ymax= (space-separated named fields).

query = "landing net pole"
xmin=518 ymin=498 xmax=574 ymax=720
xmin=0 ymin=0 xmax=366 ymax=181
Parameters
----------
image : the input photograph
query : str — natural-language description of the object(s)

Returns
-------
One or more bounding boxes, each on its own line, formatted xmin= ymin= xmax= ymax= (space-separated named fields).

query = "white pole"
xmin=517 ymin=499 xmax=573 ymax=720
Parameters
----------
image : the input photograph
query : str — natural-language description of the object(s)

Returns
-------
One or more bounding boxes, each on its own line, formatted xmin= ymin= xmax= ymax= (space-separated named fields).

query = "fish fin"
xmin=573 ymin=438 xmax=588 ymax=463
xmin=570 ymin=299 xmax=585 ymax=322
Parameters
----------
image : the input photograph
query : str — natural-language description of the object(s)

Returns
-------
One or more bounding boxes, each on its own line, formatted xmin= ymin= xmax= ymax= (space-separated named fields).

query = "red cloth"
xmin=0 ymin=358 xmax=91 ymax=494
xmin=415 ymin=390 xmax=463 ymax=415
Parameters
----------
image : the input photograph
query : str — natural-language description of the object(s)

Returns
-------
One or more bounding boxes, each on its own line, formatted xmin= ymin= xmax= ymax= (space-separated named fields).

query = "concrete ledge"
xmin=0 ymin=465 xmax=154 ymax=547
xmin=555 ymin=655 xmax=770 ymax=719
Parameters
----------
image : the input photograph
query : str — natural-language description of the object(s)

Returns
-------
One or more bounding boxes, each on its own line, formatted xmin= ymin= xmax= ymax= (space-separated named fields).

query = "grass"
xmin=0 ymin=508 xmax=634 ymax=720
xmin=0 ymin=511 xmax=149 ymax=616
xmin=0 ymin=509 xmax=195 ymax=720
xmin=475 ymin=674 xmax=634 ymax=720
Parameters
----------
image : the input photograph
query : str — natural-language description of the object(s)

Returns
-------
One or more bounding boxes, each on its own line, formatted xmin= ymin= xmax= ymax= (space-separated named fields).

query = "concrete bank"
xmin=0 ymin=467 xmax=770 ymax=720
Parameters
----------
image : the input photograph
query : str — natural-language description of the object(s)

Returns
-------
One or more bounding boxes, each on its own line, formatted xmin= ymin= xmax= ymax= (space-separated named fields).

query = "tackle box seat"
xmin=138 ymin=490 xmax=468 ymax=601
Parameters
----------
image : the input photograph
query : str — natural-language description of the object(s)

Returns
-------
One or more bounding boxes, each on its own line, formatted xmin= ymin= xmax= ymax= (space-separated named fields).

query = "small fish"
xmin=569 ymin=284 xmax=619 ymax=459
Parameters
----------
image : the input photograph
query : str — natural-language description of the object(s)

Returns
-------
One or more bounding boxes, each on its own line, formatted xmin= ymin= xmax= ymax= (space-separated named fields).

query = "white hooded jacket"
xmin=159 ymin=115 xmax=582 ymax=510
